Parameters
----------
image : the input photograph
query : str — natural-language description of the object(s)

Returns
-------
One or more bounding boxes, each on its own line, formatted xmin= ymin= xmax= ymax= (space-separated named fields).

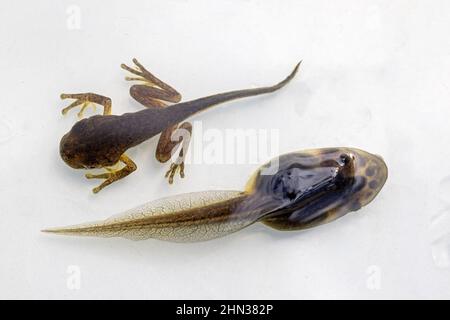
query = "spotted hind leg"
xmin=156 ymin=122 xmax=193 ymax=184
xmin=121 ymin=58 xmax=181 ymax=108
xmin=121 ymin=58 xmax=192 ymax=183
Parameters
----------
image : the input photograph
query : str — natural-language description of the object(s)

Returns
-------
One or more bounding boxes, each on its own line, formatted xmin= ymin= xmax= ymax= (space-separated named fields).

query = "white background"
xmin=1 ymin=0 xmax=449 ymax=299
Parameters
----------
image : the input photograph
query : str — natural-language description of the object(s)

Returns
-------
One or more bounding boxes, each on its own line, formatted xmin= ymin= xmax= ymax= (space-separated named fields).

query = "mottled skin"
xmin=43 ymin=148 xmax=388 ymax=242
xmin=60 ymin=59 xmax=301 ymax=193
xmin=250 ymin=147 xmax=388 ymax=230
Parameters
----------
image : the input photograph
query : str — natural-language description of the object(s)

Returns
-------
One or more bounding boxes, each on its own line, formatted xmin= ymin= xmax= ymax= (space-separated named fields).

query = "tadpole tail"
xmin=41 ymin=190 xmax=263 ymax=242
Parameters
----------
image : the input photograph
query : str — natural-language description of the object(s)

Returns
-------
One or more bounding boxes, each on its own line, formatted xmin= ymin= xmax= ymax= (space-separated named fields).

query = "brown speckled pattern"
xmin=43 ymin=147 xmax=387 ymax=242
xmin=59 ymin=60 xmax=301 ymax=192
xmin=260 ymin=147 xmax=388 ymax=231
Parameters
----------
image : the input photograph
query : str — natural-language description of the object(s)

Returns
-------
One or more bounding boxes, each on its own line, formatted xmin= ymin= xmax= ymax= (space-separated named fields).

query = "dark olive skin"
xmin=59 ymin=59 xmax=301 ymax=193
xmin=252 ymin=147 xmax=388 ymax=230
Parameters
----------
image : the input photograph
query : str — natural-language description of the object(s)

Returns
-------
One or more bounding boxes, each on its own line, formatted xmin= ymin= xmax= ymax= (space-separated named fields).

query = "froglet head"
xmin=244 ymin=147 xmax=388 ymax=230
xmin=59 ymin=116 xmax=124 ymax=170
xmin=60 ymin=131 xmax=84 ymax=169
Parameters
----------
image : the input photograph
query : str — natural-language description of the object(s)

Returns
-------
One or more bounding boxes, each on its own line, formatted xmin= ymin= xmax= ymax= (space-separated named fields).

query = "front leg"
xmin=60 ymin=92 xmax=112 ymax=118
xmin=156 ymin=122 xmax=193 ymax=184
xmin=85 ymin=154 xmax=137 ymax=193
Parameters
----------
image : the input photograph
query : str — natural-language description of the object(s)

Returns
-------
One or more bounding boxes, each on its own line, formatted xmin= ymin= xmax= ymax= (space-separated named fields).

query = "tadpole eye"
xmin=339 ymin=154 xmax=350 ymax=165
xmin=335 ymin=153 xmax=356 ymax=188
xmin=339 ymin=153 xmax=354 ymax=166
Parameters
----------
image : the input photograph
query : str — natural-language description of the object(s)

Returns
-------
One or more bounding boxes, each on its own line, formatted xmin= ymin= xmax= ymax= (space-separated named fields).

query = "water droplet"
xmin=430 ymin=207 xmax=450 ymax=226
xmin=0 ymin=118 xmax=14 ymax=144
xmin=431 ymin=234 xmax=450 ymax=268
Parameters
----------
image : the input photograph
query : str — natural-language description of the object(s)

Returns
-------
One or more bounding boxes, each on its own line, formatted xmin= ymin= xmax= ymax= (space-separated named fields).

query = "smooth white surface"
xmin=1 ymin=0 xmax=449 ymax=299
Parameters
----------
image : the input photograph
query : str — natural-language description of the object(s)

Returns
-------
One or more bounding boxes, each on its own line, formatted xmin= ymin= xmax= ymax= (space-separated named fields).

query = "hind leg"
xmin=121 ymin=58 xmax=181 ymax=108
xmin=122 ymin=58 xmax=192 ymax=183
xmin=156 ymin=122 xmax=193 ymax=184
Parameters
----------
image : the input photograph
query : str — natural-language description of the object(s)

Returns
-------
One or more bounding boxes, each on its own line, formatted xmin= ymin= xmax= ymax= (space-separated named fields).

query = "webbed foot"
xmin=165 ymin=162 xmax=185 ymax=184
xmin=60 ymin=93 xmax=112 ymax=118
xmin=85 ymin=155 xmax=137 ymax=193
xmin=121 ymin=58 xmax=181 ymax=105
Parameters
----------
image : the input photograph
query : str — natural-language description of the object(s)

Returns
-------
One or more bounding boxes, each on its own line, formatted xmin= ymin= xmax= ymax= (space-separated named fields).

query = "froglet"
xmin=43 ymin=148 xmax=388 ymax=242
xmin=59 ymin=59 xmax=300 ymax=193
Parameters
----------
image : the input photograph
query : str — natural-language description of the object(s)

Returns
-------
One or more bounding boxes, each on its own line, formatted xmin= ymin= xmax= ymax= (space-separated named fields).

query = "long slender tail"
xmin=41 ymin=190 xmax=252 ymax=242
xmin=170 ymin=61 xmax=301 ymax=119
